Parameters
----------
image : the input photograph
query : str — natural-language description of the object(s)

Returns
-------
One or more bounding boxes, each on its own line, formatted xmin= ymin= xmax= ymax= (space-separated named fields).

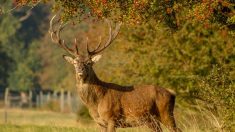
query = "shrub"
xmin=195 ymin=65 xmax=235 ymax=130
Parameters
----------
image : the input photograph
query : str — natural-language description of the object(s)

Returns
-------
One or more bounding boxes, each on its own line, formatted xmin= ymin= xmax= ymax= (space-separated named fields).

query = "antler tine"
xmin=88 ymin=19 xmax=122 ymax=56
xmin=86 ymin=37 xmax=91 ymax=53
xmin=93 ymin=36 xmax=102 ymax=52
xmin=49 ymin=15 xmax=57 ymax=43
xmin=87 ymin=36 xmax=102 ymax=55
xmin=74 ymin=38 xmax=79 ymax=55
xmin=49 ymin=15 xmax=79 ymax=57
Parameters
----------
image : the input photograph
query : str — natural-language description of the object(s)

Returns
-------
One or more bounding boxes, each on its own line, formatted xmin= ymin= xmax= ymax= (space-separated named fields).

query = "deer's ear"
xmin=63 ymin=55 xmax=74 ymax=64
xmin=91 ymin=55 xmax=102 ymax=63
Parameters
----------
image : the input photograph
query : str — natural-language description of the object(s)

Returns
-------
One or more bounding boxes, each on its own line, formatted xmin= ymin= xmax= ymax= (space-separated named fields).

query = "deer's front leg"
xmin=89 ymin=108 xmax=107 ymax=127
xmin=99 ymin=125 xmax=107 ymax=132
xmin=107 ymin=120 xmax=116 ymax=132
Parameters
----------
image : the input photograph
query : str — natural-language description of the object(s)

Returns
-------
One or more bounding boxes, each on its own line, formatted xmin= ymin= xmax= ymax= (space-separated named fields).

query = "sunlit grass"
xmin=0 ymin=107 xmax=224 ymax=132
xmin=0 ymin=108 xmax=80 ymax=127
xmin=0 ymin=108 xmax=148 ymax=132
xmin=0 ymin=124 xmax=96 ymax=132
xmin=0 ymin=124 xmax=150 ymax=132
xmin=174 ymin=104 xmax=223 ymax=132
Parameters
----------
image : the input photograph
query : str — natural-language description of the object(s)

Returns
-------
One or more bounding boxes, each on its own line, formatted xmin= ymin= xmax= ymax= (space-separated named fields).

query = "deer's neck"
xmin=76 ymin=68 xmax=105 ymax=108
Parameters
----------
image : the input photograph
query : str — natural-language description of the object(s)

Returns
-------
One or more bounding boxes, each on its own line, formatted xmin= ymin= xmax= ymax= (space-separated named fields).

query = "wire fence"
xmin=2 ymin=88 xmax=80 ymax=112
xmin=0 ymin=88 xmax=83 ymax=124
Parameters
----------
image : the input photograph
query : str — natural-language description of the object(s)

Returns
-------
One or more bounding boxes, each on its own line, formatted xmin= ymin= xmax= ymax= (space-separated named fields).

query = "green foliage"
xmin=8 ymin=63 xmax=35 ymax=91
xmin=0 ymin=48 xmax=13 ymax=89
xmin=0 ymin=12 xmax=22 ymax=59
xmin=0 ymin=15 xmax=20 ymax=45
xmin=8 ymin=41 xmax=42 ymax=91
xmin=0 ymin=12 xmax=22 ymax=89
xmin=1 ymin=0 xmax=235 ymax=130
xmin=16 ymin=0 xmax=176 ymax=27
xmin=16 ymin=0 xmax=235 ymax=30
xmin=0 ymin=2 xmax=47 ymax=91
xmin=195 ymin=66 xmax=235 ymax=130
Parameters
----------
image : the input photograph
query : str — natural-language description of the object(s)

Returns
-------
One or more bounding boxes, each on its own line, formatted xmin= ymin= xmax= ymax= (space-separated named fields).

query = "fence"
xmin=3 ymin=88 xmax=80 ymax=113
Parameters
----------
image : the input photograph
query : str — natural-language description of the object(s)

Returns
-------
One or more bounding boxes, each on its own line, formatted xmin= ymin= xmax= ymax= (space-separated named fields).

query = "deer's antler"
xmin=49 ymin=15 xmax=80 ymax=57
xmin=49 ymin=15 xmax=121 ymax=58
xmin=86 ymin=19 xmax=122 ymax=57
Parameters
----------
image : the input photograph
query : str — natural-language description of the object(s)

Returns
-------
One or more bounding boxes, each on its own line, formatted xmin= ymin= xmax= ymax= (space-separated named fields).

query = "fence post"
xmin=29 ymin=90 xmax=32 ymax=108
xmin=60 ymin=89 xmax=64 ymax=112
xmin=47 ymin=92 xmax=51 ymax=103
xmin=40 ymin=91 xmax=43 ymax=107
xmin=4 ymin=88 xmax=9 ymax=123
xmin=53 ymin=91 xmax=57 ymax=101
xmin=67 ymin=91 xmax=71 ymax=112
xmin=36 ymin=94 xmax=40 ymax=107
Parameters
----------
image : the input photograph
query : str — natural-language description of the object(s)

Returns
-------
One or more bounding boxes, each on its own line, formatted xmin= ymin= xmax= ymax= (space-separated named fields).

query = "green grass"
xmin=0 ymin=124 xmax=150 ymax=132
xmin=0 ymin=124 xmax=96 ymax=132
xmin=0 ymin=108 xmax=148 ymax=132
xmin=0 ymin=108 xmax=80 ymax=127
xmin=0 ymin=107 xmax=224 ymax=132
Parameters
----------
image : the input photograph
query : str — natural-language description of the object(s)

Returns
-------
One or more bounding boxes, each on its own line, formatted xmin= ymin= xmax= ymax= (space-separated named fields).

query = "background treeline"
xmin=0 ymin=0 xmax=235 ymax=130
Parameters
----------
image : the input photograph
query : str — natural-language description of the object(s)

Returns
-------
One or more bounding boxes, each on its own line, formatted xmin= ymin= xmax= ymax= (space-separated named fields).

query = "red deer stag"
xmin=49 ymin=15 xmax=178 ymax=132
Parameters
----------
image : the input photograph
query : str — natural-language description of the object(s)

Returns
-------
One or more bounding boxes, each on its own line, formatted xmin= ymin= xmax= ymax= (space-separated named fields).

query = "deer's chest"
xmin=97 ymin=92 xmax=123 ymax=121
xmin=77 ymin=84 xmax=99 ymax=106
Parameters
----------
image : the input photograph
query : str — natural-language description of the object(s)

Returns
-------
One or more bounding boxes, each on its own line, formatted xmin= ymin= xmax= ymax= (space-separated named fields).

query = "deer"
xmin=49 ymin=15 xmax=179 ymax=132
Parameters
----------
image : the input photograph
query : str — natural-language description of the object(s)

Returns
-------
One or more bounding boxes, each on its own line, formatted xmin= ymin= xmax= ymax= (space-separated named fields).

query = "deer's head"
xmin=49 ymin=15 xmax=121 ymax=80
xmin=62 ymin=54 xmax=101 ymax=80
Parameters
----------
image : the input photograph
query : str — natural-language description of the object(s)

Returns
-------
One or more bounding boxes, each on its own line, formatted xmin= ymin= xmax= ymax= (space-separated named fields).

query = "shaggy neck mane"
xmin=76 ymin=67 xmax=106 ymax=107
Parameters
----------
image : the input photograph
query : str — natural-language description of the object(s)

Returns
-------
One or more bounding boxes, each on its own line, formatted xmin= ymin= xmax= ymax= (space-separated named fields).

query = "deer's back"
xmin=98 ymin=84 xmax=174 ymax=127
xmin=120 ymin=85 xmax=171 ymax=115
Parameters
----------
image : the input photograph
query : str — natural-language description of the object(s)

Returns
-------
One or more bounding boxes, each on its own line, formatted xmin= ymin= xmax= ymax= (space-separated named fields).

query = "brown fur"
xmin=68 ymin=61 xmax=178 ymax=132
xmin=49 ymin=16 xmax=178 ymax=131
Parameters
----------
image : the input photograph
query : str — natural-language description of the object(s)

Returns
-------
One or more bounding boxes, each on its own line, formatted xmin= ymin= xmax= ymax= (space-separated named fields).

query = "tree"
xmin=0 ymin=1 xmax=49 ymax=91
xmin=2 ymin=0 xmax=235 ymax=129
xmin=0 ymin=48 xmax=13 ymax=89
xmin=8 ymin=41 xmax=42 ymax=91
xmin=0 ymin=4 xmax=21 ymax=90
xmin=14 ymin=0 xmax=235 ymax=30
xmin=14 ymin=0 xmax=177 ymax=27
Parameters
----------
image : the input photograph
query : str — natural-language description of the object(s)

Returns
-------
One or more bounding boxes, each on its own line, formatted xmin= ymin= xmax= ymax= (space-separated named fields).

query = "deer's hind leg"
xmin=145 ymin=115 xmax=162 ymax=132
xmin=147 ymin=120 xmax=162 ymax=132
xmin=157 ymin=94 xmax=178 ymax=132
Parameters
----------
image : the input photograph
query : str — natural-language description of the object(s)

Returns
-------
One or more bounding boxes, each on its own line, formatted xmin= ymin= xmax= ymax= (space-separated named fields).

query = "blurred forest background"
xmin=0 ymin=0 xmax=235 ymax=131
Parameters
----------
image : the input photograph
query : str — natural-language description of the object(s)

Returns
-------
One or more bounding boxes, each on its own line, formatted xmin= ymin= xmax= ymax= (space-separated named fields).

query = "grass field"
xmin=0 ymin=108 xmax=148 ymax=132
xmin=0 ymin=107 xmax=223 ymax=132
xmin=0 ymin=108 xmax=95 ymax=132
xmin=0 ymin=124 xmax=96 ymax=132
